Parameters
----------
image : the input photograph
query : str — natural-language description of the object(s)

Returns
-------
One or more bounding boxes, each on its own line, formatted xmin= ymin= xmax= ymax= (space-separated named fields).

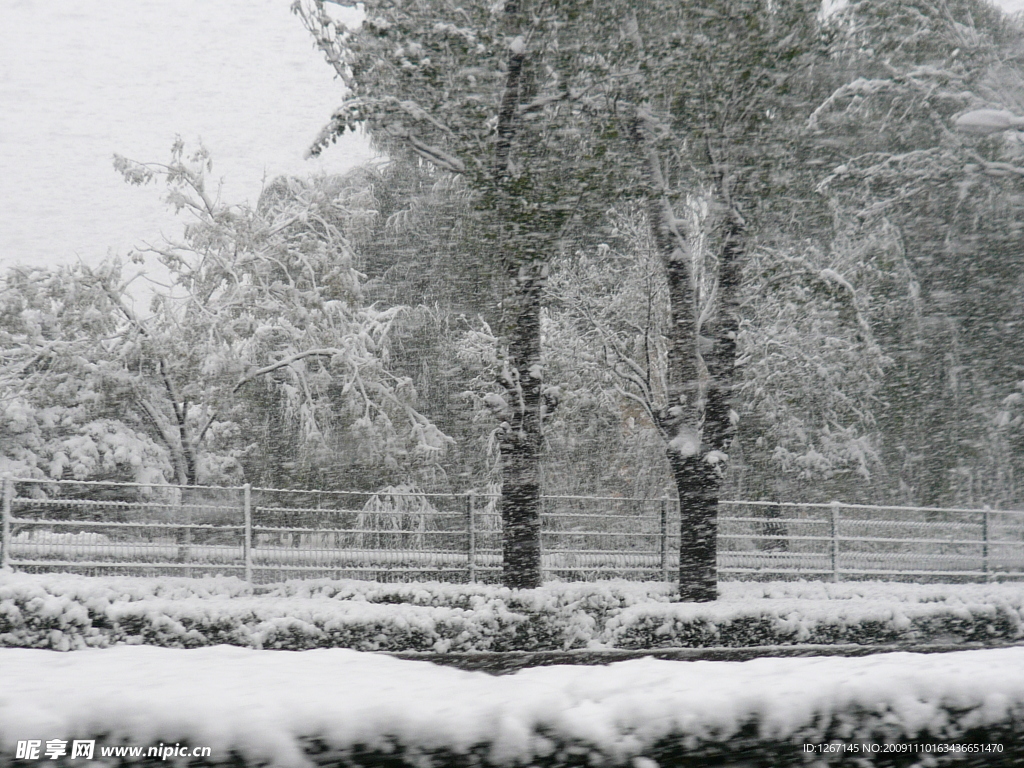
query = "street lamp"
xmin=954 ymin=109 xmax=1024 ymax=135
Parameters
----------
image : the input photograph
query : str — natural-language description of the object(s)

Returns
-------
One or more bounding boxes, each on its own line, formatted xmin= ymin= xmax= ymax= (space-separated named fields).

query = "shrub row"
xmin=604 ymin=598 xmax=1024 ymax=648
xmin=1 ymin=572 xmax=1023 ymax=652
xmin=8 ymin=729 xmax=1020 ymax=767
xmin=3 ymin=644 xmax=1024 ymax=767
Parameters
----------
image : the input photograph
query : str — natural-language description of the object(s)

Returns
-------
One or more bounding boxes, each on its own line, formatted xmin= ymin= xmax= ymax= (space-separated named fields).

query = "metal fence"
xmin=718 ymin=499 xmax=1024 ymax=581
xmin=2 ymin=477 xmax=1023 ymax=583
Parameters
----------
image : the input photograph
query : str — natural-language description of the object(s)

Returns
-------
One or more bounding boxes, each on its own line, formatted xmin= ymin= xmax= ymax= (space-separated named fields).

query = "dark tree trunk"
xmin=500 ymin=456 xmax=542 ymax=588
xmin=498 ymin=271 xmax=544 ymax=589
xmin=634 ymin=108 xmax=747 ymax=601
xmin=491 ymin=3 xmax=549 ymax=590
xmin=671 ymin=454 xmax=720 ymax=601
xmin=633 ymin=109 xmax=723 ymax=601
xmin=680 ymin=199 xmax=744 ymax=598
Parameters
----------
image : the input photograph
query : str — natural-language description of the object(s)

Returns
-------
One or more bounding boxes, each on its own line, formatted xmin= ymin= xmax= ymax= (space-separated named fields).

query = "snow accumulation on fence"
xmin=2 ymin=644 xmax=1024 ymax=767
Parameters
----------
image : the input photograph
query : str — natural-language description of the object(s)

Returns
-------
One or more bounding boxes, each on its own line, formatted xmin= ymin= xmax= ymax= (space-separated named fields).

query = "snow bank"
xmin=2 ymin=572 xmax=1023 ymax=652
xmin=1 ymin=645 xmax=1023 ymax=767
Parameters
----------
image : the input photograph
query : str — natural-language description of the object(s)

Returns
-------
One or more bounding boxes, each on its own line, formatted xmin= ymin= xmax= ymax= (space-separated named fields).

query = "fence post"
xmin=982 ymin=506 xmax=990 ymax=581
xmin=660 ymin=497 xmax=669 ymax=582
xmin=174 ymin=487 xmax=192 ymax=578
xmin=243 ymin=484 xmax=252 ymax=583
xmin=1 ymin=476 xmax=12 ymax=570
xmin=830 ymin=501 xmax=841 ymax=583
xmin=466 ymin=493 xmax=477 ymax=583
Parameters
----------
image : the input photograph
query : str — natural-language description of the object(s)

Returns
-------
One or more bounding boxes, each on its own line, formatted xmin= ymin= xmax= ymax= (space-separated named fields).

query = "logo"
xmin=16 ymin=740 xmax=95 ymax=760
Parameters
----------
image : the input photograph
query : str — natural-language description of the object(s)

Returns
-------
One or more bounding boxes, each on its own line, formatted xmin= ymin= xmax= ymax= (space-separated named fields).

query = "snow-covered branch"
xmin=232 ymin=348 xmax=341 ymax=393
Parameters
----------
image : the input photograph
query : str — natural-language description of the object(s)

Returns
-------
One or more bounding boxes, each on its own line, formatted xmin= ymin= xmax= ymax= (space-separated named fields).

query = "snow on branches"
xmin=0 ymin=144 xmax=451 ymax=489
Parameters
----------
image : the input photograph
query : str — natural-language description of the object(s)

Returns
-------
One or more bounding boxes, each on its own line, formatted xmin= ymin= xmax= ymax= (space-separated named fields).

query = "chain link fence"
xmin=2 ymin=477 xmax=1023 ymax=583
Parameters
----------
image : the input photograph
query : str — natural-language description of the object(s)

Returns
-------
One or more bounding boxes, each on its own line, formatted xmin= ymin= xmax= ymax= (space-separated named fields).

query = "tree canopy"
xmin=2 ymin=0 xmax=1023 ymax=595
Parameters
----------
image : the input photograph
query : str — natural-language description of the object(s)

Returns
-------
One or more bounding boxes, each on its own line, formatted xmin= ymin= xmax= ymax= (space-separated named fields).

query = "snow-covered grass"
xmin=2 ymin=572 xmax=1024 ymax=653
xmin=1 ymin=644 xmax=1023 ymax=767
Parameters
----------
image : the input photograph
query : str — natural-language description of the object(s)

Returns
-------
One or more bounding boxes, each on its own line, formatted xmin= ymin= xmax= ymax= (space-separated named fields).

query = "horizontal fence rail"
xmin=1 ymin=477 xmax=1023 ymax=584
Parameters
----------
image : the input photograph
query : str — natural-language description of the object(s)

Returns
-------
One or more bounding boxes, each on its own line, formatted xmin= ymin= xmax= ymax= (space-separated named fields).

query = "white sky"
xmin=0 ymin=0 xmax=370 ymax=275
xmin=1 ymin=0 xmax=1022 ymax=276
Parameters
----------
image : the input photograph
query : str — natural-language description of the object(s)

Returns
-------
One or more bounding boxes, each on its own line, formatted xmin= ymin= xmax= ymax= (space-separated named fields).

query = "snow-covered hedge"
xmin=2 ymin=644 xmax=1024 ymax=767
xmin=0 ymin=573 xmax=674 ymax=652
xmin=605 ymin=597 xmax=1024 ymax=648
xmin=2 ymin=572 xmax=1023 ymax=652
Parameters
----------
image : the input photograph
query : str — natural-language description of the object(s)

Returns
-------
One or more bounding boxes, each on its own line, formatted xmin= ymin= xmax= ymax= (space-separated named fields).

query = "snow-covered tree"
xmin=295 ymin=0 xmax=606 ymax=588
xmin=734 ymin=236 xmax=890 ymax=496
xmin=541 ymin=212 xmax=673 ymax=500
xmin=812 ymin=0 xmax=1024 ymax=507
xmin=578 ymin=0 xmax=828 ymax=599
xmin=295 ymin=0 xmax=836 ymax=597
xmin=112 ymin=141 xmax=452 ymax=489
xmin=0 ymin=262 xmax=173 ymax=484
xmin=0 ymin=142 xmax=451 ymax=495
xmin=544 ymin=201 xmax=892 ymax=502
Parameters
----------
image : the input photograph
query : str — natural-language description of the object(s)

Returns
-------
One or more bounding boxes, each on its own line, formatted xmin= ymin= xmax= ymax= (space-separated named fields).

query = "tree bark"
xmin=491 ymin=3 xmax=547 ymax=589
xmin=670 ymin=453 xmax=719 ymax=600
xmin=631 ymin=112 xmax=712 ymax=600
xmin=675 ymin=199 xmax=745 ymax=600
xmin=497 ymin=259 xmax=545 ymax=588
xmin=632 ymin=107 xmax=746 ymax=601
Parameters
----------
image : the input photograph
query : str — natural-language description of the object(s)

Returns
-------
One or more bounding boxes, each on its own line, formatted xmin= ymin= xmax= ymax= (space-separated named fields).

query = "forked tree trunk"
xmin=634 ymin=108 xmax=745 ymax=602
xmin=675 ymin=202 xmax=745 ymax=601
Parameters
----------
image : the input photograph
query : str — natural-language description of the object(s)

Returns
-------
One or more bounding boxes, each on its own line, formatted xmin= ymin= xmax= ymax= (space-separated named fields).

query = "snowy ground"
xmin=1 ymin=644 xmax=1022 ymax=767
xmin=2 ymin=574 xmax=1024 ymax=764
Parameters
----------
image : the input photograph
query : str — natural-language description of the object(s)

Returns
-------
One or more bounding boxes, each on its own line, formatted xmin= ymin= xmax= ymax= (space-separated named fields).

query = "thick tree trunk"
xmin=702 ymin=208 xmax=743 ymax=453
xmin=671 ymin=454 xmax=720 ymax=600
xmin=685 ymin=192 xmax=744 ymax=600
xmin=633 ymin=110 xmax=720 ymax=600
xmin=633 ymin=106 xmax=747 ymax=601
xmin=681 ymin=193 xmax=744 ymax=600
xmin=500 ymin=449 xmax=542 ymax=588
xmin=491 ymin=3 xmax=547 ymax=590
xmin=498 ymin=269 xmax=544 ymax=589
xmin=661 ymin=226 xmax=721 ymax=600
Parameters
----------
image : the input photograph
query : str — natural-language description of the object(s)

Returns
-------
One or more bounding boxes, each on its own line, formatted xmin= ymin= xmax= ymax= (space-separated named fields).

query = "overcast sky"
xmin=0 ymin=0 xmax=370 ymax=277
xmin=1 ymin=0 xmax=1022 ymax=278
